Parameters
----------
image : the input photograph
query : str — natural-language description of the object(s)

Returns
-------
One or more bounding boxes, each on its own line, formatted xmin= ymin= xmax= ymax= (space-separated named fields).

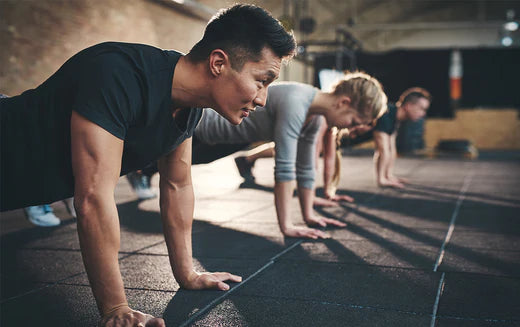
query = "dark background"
xmin=314 ymin=48 xmax=520 ymax=118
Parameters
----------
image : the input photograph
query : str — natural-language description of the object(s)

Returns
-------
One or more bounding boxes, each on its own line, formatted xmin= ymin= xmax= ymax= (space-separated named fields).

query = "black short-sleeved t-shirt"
xmin=374 ymin=103 xmax=399 ymax=135
xmin=342 ymin=103 xmax=399 ymax=147
xmin=0 ymin=42 xmax=202 ymax=211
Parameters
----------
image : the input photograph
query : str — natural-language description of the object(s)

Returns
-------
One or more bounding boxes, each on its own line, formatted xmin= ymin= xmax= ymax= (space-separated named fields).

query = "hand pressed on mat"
xmin=99 ymin=303 xmax=165 ymax=327
xmin=282 ymin=225 xmax=331 ymax=240
xmin=180 ymin=270 xmax=242 ymax=291
xmin=305 ymin=215 xmax=347 ymax=229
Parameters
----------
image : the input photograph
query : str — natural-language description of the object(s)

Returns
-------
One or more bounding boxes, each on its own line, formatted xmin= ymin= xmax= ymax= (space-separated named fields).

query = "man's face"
xmin=213 ymin=47 xmax=281 ymax=125
xmin=404 ymin=97 xmax=430 ymax=121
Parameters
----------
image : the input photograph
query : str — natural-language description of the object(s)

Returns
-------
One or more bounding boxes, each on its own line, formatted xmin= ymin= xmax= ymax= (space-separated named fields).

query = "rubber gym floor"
xmin=1 ymin=149 xmax=519 ymax=326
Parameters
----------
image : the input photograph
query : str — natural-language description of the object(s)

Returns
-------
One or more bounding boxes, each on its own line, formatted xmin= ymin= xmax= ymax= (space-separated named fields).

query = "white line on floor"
xmin=430 ymin=272 xmax=446 ymax=327
xmin=433 ymin=172 xmax=473 ymax=272
xmin=178 ymin=240 xmax=303 ymax=327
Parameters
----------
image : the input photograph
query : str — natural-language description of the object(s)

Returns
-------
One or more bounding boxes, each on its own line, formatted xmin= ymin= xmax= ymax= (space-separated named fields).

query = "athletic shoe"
xmin=63 ymin=198 xmax=77 ymax=218
xmin=126 ymin=172 xmax=157 ymax=200
xmin=24 ymin=205 xmax=61 ymax=227
xmin=234 ymin=156 xmax=255 ymax=180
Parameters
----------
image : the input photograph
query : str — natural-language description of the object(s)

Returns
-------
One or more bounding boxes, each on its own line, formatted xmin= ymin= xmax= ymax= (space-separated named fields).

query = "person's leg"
xmin=126 ymin=170 xmax=156 ymax=200
xmin=234 ymin=142 xmax=275 ymax=181
xmin=126 ymin=138 xmax=250 ymax=199
xmin=141 ymin=162 xmax=159 ymax=178
xmin=191 ymin=138 xmax=249 ymax=165
xmin=23 ymin=204 xmax=61 ymax=227
xmin=125 ymin=162 xmax=158 ymax=200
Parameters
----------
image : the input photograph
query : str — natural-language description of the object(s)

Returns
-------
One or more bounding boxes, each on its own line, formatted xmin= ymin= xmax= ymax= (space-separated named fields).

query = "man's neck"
xmin=171 ymin=56 xmax=214 ymax=109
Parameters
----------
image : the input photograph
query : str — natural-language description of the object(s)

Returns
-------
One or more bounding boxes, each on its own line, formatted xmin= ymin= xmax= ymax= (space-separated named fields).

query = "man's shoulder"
xmin=74 ymin=42 xmax=179 ymax=68
xmin=374 ymin=104 xmax=395 ymax=135
xmin=85 ymin=41 xmax=164 ymax=53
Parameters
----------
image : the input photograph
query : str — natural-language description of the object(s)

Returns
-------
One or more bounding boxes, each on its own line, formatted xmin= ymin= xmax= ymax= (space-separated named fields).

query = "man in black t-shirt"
xmin=373 ymin=88 xmax=431 ymax=188
xmin=1 ymin=4 xmax=295 ymax=326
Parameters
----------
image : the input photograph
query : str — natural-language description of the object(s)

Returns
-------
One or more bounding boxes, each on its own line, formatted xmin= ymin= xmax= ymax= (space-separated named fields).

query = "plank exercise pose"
xmin=0 ymin=5 xmax=296 ymax=326
xmin=232 ymin=87 xmax=431 ymax=204
xmin=317 ymin=87 xmax=432 ymax=201
xmin=191 ymin=72 xmax=387 ymax=239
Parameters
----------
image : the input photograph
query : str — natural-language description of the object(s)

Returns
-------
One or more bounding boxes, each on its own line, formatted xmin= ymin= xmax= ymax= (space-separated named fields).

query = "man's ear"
xmin=401 ymin=102 xmax=411 ymax=116
xmin=209 ymin=49 xmax=229 ymax=77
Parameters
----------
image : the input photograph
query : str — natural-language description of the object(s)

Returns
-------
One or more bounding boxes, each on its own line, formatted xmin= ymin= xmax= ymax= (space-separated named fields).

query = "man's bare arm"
xmin=71 ymin=111 xmax=164 ymax=326
xmin=387 ymin=132 xmax=402 ymax=183
xmin=158 ymin=137 xmax=241 ymax=290
xmin=374 ymin=131 xmax=403 ymax=188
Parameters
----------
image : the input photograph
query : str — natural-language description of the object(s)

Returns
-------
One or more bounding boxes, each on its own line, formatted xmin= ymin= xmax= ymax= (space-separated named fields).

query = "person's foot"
xmin=234 ymin=156 xmax=255 ymax=180
xmin=126 ymin=172 xmax=157 ymax=200
xmin=63 ymin=198 xmax=77 ymax=218
xmin=23 ymin=205 xmax=61 ymax=227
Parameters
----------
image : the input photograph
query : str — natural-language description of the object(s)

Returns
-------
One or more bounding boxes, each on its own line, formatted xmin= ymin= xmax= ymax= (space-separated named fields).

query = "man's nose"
xmin=254 ymin=87 xmax=268 ymax=107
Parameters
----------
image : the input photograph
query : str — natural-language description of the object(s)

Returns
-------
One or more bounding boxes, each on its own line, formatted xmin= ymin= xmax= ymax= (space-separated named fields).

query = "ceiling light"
xmin=501 ymin=36 xmax=513 ymax=47
xmin=504 ymin=21 xmax=519 ymax=31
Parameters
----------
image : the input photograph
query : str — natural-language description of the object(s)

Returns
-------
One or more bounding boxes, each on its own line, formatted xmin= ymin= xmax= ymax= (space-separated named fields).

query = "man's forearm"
xmin=160 ymin=183 xmax=195 ymax=286
xmin=76 ymin=196 xmax=126 ymax=315
xmin=373 ymin=132 xmax=393 ymax=184
xmin=387 ymin=135 xmax=398 ymax=178
xmin=374 ymin=150 xmax=389 ymax=182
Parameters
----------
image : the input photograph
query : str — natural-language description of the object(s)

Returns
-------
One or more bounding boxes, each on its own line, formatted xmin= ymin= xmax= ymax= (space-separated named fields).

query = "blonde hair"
xmin=328 ymin=71 xmax=388 ymax=194
xmin=326 ymin=127 xmax=349 ymax=196
xmin=330 ymin=71 xmax=388 ymax=122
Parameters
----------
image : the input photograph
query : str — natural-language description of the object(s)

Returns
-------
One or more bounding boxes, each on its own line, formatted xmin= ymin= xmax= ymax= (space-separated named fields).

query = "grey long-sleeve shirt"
xmin=195 ymin=82 xmax=321 ymax=189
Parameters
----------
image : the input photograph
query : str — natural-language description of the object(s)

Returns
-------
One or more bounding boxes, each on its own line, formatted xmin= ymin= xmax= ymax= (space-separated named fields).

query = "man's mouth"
xmin=241 ymin=107 xmax=254 ymax=118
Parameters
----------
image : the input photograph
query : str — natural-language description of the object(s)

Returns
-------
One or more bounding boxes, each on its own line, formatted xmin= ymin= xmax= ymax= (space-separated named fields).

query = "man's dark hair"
xmin=187 ymin=4 xmax=296 ymax=71
xmin=398 ymin=87 xmax=432 ymax=106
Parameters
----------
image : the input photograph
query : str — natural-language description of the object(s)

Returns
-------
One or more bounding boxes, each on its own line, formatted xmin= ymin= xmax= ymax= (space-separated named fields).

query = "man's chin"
xmin=224 ymin=115 xmax=243 ymax=125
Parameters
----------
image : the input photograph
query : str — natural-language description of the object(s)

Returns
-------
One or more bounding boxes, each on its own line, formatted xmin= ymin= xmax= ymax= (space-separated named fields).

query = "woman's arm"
xmin=320 ymin=128 xmax=355 ymax=203
xmin=275 ymin=180 xmax=331 ymax=239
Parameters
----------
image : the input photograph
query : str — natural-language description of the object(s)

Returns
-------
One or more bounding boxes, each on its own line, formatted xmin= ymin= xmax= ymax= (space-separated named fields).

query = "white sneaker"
xmin=24 ymin=205 xmax=61 ymax=227
xmin=126 ymin=172 xmax=156 ymax=200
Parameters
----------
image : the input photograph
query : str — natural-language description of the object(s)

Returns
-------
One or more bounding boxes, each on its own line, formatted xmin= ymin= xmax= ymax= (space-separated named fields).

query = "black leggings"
xmin=141 ymin=136 xmax=249 ymax=177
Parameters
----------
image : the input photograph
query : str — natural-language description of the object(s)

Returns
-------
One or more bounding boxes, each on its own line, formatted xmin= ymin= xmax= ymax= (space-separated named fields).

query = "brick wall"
xmin=0 ymin=0 xmax=214 ymax=95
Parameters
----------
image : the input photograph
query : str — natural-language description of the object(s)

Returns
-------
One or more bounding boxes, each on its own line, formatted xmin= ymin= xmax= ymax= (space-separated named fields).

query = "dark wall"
xmin=460 ymin=48 xmax=520 ymax=109
xmin=314 ymin=48 xmax=520 ymax=118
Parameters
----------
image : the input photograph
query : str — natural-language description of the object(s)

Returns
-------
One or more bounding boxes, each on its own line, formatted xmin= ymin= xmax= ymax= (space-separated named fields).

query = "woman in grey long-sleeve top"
xmin=193 ymin=72 xmax=388 ymax=239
